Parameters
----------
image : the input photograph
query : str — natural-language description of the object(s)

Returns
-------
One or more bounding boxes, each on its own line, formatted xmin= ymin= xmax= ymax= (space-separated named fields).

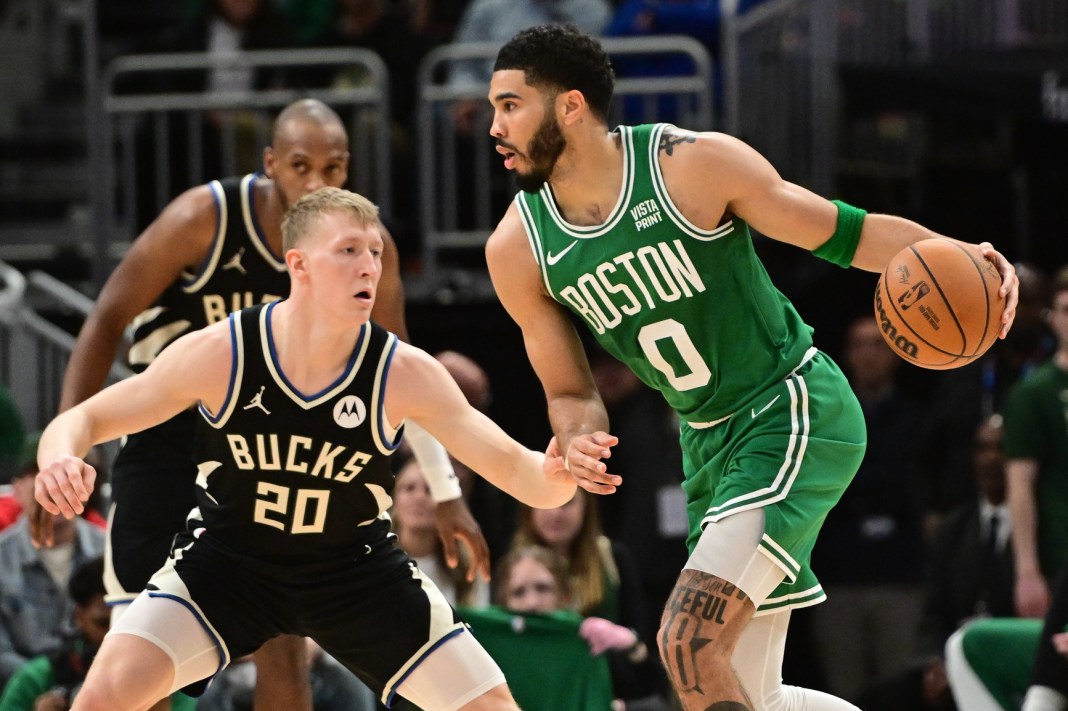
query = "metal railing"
xmin=413 ymin=36 xmax=714 ymax=296
xmin=0 ymin=265 xmax=132 ymax=432
xmin=721 ymin=0 xmax=1068 ymax=196
xmin=0 ymin=261 xmax=27 ymax=391
xmin=90 ymin=47 xmax=394 ymax=287
xmin=835 ymin=0 xmax=1068 ymax=65
xmin=722 ymin=0 xmax=839 ymax=194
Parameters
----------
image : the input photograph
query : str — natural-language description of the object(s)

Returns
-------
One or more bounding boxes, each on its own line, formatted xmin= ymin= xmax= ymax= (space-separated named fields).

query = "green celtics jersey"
xmin=515 ymin=123 xmax=814 ymax=423
xmin=459 ymin=606 xmax=614 ymax=711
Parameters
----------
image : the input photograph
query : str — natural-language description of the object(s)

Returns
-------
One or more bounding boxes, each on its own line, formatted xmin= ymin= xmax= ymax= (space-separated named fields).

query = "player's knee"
xmin=658 ymin=570 xmax=753 ymax=692
xmin=657 ymin=607 xmax=733 ymax=694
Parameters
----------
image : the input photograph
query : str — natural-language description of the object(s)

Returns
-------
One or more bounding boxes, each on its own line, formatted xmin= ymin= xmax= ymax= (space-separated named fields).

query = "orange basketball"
xmin=873 ymin=238 xmax=1004 ymax=370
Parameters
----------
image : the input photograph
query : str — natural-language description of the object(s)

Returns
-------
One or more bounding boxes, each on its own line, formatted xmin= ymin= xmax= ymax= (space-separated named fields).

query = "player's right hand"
xmin=33 ymin=456 xmax=96 ymax=546
xmin=563 ymin=432 xmax=620 ymax=495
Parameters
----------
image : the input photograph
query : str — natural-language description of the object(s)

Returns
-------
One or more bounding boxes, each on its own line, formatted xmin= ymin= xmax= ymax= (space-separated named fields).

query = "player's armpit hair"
xmin=813 ymin=200 xmax=867 ymax=268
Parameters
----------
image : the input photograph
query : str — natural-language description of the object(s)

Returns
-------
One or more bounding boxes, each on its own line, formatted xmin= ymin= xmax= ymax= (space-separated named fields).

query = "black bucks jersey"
xmin=107 ymin=173 xmax=290 ymax=600
xmin=194 ymin=302 xmax=402 ymax=563
xmin=127 ymin=173 xmax=288 ymax=373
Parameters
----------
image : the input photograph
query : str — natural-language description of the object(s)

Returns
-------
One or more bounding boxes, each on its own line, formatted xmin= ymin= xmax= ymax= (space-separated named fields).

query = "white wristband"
xmin=404 ymin=420 xmax=462 ymax=502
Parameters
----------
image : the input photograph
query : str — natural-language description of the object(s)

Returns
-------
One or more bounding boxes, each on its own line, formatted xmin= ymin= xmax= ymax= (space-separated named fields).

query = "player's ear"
xmin=285 ymin=246 xmax=307 ymax=279
xmin=559 ymin=89 xmax=586 ymax=126
xmin=340 ymin=151 xmax=351 ymax=181
xmin=263 ymin=146 xmax=276 ymax=178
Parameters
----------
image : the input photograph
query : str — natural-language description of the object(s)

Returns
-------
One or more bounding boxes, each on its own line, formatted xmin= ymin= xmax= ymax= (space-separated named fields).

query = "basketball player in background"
xmin=33 ymin=187 xmax=575 ymax=711
xmin=483 ymin=24 xmax=1020 ymax=711
xmin=56 ymin=99 xmax=489 ymax=711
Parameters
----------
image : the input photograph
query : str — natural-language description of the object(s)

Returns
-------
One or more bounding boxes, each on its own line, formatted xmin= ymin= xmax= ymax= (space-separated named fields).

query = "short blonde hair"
xmin=281 ymin=187 xmax=380 ymax=253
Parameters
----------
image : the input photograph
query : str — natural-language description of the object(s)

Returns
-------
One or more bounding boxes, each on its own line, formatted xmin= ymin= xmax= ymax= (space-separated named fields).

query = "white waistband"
xmin=685 ymin=347 xmax=819 ymax=430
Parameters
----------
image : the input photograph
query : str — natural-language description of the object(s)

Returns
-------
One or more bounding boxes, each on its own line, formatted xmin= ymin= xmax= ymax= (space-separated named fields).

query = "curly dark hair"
xmin=494 ymin=23 xmax=615 ymax=122
xmin=69 ymin=556 xmax=105 ymax=607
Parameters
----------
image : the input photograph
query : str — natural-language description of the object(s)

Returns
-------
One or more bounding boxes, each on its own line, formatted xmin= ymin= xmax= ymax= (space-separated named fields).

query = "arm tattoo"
xmin=659 ymin=131 xmax=697 ymax=156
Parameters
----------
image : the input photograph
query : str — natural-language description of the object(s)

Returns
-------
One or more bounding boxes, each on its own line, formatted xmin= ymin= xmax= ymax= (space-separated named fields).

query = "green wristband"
xmin=813 ymin=200 xmax=867 ymax=268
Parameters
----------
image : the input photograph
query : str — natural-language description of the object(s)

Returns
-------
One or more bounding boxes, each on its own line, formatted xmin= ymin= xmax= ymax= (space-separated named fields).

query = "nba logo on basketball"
xmin=334 ymin=396 xmax=366 ymax=428
xmin=897 ymin=281 xmax=930 ymax=311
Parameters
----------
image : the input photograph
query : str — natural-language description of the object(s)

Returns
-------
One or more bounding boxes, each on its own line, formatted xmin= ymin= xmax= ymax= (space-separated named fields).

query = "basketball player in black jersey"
xmin=55 ymin=99 xmax=488 ymax=711
xmin=34 ymin=188 xmax=575 ymax=711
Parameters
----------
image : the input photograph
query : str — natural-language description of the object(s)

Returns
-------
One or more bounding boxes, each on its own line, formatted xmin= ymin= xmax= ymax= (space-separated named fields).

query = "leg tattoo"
xmin=660 ymin=570 xmax=755 ymax=710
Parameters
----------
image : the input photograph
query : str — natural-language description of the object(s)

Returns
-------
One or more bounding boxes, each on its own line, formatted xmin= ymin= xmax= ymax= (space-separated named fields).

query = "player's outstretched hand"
xmin=32 ymin=455 xmax=96 ymax=547
xmin=977 ymin=242 xmax=1018 ymax=338
xmin=435 ymin=498 xmax=492 ymax=583
xmin=563 ymin=432 xmax=620 ymax=495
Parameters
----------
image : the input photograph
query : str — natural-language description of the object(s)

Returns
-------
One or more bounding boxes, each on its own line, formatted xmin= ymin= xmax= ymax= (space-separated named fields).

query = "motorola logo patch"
xmin=333 ymin=396 xmax=366 ymax=428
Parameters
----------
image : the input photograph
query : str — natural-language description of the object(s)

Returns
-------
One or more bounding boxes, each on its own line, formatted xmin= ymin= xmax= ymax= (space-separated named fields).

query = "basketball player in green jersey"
xmin=483 ymin=24 xmax=1021 ymax=711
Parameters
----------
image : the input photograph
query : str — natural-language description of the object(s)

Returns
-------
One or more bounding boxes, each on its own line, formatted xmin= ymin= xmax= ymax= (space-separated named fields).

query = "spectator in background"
xmin=0 ymin=557 xmax=108 ymax=711
xmin=944 ymin=562 xmax=1068 ymax=711
xmin=392 ymin=458 xmax=490 ymax=608
xmin=0 ymin=436 xmax=105 ymax=688
xmin=809 ymin=315 xmax=927 ymax=702
xmin=917 ymin=413 xmax=1016 ymax=660
xmin=856 ymin=413 xmax=1017 ymax=711
xmin=918 ymin=263 xmax=1052 ymax=532
xmin=459 ymin=546 xmax=619 ymax=711
xmin=587 ymin=345 xmax=687 ymax=641
xmin=1005 ymin=263 xmax=1068 ymax=620
xmin=511 ymin=490 xmax=668 ymax=706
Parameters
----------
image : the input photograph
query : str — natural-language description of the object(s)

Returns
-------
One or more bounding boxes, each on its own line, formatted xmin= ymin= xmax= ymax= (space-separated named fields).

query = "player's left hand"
xmin=564 ymin=431 xmax=620 ymax=495
xmin=977 ymin=242 xmax=1018 ymax=338
xmin=434 ymin=498 xmax=491 ymax=582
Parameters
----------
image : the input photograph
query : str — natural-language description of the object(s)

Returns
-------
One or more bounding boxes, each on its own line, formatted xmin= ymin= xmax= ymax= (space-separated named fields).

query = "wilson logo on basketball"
xmin=333 ymin=396 xmax=366 ymax=428
xmin=874 ymin=289 xmax=920 ymax=359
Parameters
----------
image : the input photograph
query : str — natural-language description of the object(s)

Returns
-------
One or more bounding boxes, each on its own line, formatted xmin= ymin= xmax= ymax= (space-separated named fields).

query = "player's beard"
xmin=515 ymin=113 xmax=566 ymax=194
